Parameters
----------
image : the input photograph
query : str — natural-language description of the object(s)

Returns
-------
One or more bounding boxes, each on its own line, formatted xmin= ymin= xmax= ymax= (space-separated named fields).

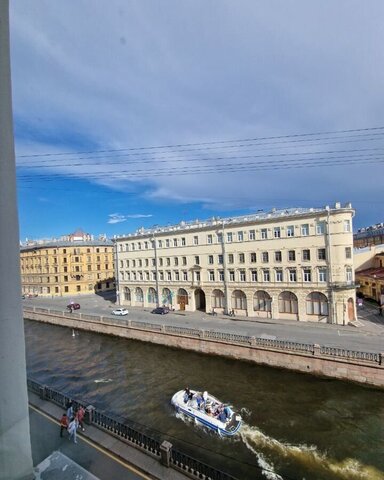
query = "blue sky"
xmin=10 ymin=0 xmax=384 ymax=241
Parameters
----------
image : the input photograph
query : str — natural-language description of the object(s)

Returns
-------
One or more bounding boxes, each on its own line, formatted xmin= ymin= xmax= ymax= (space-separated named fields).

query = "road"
xmin=23 ymin=294 xmax=384 ymax=353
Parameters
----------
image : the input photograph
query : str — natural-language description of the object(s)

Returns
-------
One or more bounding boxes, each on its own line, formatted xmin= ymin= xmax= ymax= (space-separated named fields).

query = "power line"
xmin=16 ymin=125 xmax=384 ymax=160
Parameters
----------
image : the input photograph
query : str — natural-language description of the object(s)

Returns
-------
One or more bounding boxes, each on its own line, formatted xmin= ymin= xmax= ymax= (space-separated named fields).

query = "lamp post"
xmin=152 ymin=229 xmax=160 ymax=308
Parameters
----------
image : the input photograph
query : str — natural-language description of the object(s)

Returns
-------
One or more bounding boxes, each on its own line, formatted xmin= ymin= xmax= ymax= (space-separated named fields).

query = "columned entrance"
xmin=194 ymin=288 xmax=206 ymax=311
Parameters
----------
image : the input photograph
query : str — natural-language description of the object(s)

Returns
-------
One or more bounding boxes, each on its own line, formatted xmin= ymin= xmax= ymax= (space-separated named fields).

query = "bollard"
xmin=39 ymin=385 xmax=47 ymax=400
xmin=160 ymin=440 xmax=172 ymax=467
xmin=85 ymin=405 xmax=95 ymax=425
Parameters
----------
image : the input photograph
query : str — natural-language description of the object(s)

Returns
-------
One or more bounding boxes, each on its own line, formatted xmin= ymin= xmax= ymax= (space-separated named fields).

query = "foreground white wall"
xmin=0 ymin=2 xmax=34 ymax=478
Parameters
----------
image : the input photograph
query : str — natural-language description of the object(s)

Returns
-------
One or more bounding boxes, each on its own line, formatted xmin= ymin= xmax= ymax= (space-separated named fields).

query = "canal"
xmin=24 ymin=319 xmax=384 ymax=480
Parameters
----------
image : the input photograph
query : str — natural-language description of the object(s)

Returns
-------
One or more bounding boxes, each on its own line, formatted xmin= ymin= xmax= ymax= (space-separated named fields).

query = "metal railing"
xmin=24 ymin=306 xmax=383 ymax=366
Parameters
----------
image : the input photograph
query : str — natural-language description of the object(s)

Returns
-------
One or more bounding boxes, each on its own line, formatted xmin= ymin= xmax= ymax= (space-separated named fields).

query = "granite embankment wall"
xmin=24 ymin=307 xmax=384 ymax=389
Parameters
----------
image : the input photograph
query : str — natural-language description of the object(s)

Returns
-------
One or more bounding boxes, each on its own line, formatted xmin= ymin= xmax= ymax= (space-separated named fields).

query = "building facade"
xmin=355 ymin=252 xmax=384 ymax=304
xmin=114 ymin=203 xmax=356 ymax=325
xmin=20 ymin=232 xmax=115 ymax=297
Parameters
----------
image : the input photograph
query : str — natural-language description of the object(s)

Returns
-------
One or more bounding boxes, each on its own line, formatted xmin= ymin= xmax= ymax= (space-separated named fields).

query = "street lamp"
xmin=152 ymin=228 xmax=160 ymax=308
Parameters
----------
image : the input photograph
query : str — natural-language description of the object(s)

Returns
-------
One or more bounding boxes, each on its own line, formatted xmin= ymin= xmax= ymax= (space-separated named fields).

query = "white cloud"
xmin=108 ymin=213 xmax=152 ymax=224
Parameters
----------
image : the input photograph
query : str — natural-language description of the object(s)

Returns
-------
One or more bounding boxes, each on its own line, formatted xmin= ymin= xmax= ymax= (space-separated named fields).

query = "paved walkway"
xmin=29 ymin=391 xmax=188 ymax=480
xmin=24 ymin=294 xmax=384 ymax=353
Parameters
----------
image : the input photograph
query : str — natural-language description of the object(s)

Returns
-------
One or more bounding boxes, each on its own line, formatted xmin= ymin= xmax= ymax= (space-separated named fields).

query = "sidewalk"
xmin=29 ymin=391 xmax=188 ymax=480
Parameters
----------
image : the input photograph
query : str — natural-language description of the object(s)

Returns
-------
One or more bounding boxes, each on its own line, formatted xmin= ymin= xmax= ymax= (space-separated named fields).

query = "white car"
xmin=111 ymin=308 xmax=129 ymax=316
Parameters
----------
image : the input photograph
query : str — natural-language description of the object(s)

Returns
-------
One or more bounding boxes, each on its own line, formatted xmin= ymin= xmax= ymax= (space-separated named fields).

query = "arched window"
xmin=162 ymin=288 xmax=172 ymax=305
xmin=135 ymin=287 xmax=143 ymax=302
xmin=278 ymin=291 xmax=298 ymax=314
xmin=148 ymin=287 xmax=157 ymax=304
xmin=212 ymin=289 xmax=225 ymax=308
xmin=253 ymin=290 xmax=272 ymax=311
xmin=232 ymin=290 xmax=247 ymax=310
xmin=306 ymin=292 xmax=328 ymax=315
xmin=124 ymin=287 xmax=131 ymax=301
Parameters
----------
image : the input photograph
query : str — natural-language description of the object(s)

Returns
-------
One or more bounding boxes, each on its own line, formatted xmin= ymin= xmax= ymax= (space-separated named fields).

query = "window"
xmin=279 ymin=291 xmax=298 ymax=314
xmin=316 ymin=222 xmax=325 ymax=234
xmin=166 ymin=239 xmax=170 ymax=248
xmin=181 ymin=237 xmax=186 ymax=246
xmin=227 ymin=232 xmax=233 ymax=243
xmin=275 ymin=251 xmax=282 ymax=262
xmin=318 ymin=248 xmax=326 ymax=260
xmin=207 ymin=234 xmax=213 ymax=244
xmin=238 ymin=231 xmax=244 ymax=242
xmin=344 ymin=220 xmax=351 ymax=232
xmin=301 ymin=224 xmax=309 ymax=236
xmin=302 ymin=249 xmax=311 ymax=261
xmin=262 ymin=252 xmax=269 ymax=263
xmin=218 ymin=254 xmax=223 ymax=264
xmin=132 ymin=260 xmax=136 ymax=267
xmin=288 ymin=250 xmax=296 ymax=261
xmin=157 ymin=258 xmax=162 ymax=266
xmin=208 ymin=255 xmax=214 ymax=265
xmin=249 ymin=229 xmax=255 ymax=240
xmin=166 ymin=257 xmax=171 ymax=266
xmin=229 ymin=270 xmax=235 ymax=281
xmin=250 ymin=252 xmax=257 ymax=263
xmin=232 ymin=290 xmax=247 ymax=309
xmin=174 ymin=271 xmax=180 ymax=281
xmin=138 ymin=242 xmax=142 ymax=250
xmin=254 ymin=290 xmax=271 ymax=311
xmin=219 ymin=270 xmax=224 ymax=281
xmin=158 ymin=240 xmax=163 ymax=248
xmin=286 ymin=225 xmax=294 ymax=237
xmin=263 ymin=269 xmax=270 ymax=282
xmin=239 ymin=253 xmax=245 ymax=263
xmin=145 ymin=259 xmax=149 ymax=267
xmin=261 ymin=228 xmax=268 ymax=239
xmin=289 ymin=268 xmax=297 ymax=282
xmin=194 ymin=256 xmax=200 ymax=265
xmin=173 ymin=238 xmax=178 ymax=247
xmin=306 ymin=292 xmax=328 ymax=315
xmin=195 ymin=271 xmax=201 ymax=281
xmin=228 ymin=254 xmax=234 ymax=264
xmin=138 ymin=259 xmax=142 ymax=267
xmin=209 ymin=270 xmax=215 ymax=281
xmin=251 ymin=270 xmax=258 ymax=282
xmin=193 ymin=236 xmax=199 ymax=245
xmin=174 ymin=257 xmax=179 ymax=266
xmin=217 ymin=232 xmax=223 ymax=243
xmin=212 ymin=289 xmax=224 ymax=308
xmin=183 ymin=271 xmax=188 ymax=281
xmin=239 ymin=270 xmax=246 ymax=282
xmin=167 ymin=271 xmax=172 ymax=281
xmin=182 ymin=256 xmax=187 ymax=265
xmin=345 ymin=247 xmax=352 ymax=259
xmin=274 ymin=227 xmax=281 ymax=238
xmin=275 ymin=269 xmax=283 ymax=282
xmin=131 ymin=244 xmax=135 ymax=251
xmin=346 ymin=267 xmax=353 ymax=283
xmin=318 ymin=267 xmax=327 ymax=282
xmin=303 ymin=268 xmax=312 ymax=282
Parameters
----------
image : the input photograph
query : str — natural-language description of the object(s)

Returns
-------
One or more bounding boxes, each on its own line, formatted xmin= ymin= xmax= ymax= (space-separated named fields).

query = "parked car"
xmin=112 ymin=308 xmax=129 ymax=316
xmin=67 ymin=303 xmax=80 ymax=311
xmin=151 ymin=307 xmax=169 ymax=315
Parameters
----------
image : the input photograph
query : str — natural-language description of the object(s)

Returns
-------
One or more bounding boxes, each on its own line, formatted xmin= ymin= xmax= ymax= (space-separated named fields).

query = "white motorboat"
xmin=171 ymin=389 xmax=242 ymax=436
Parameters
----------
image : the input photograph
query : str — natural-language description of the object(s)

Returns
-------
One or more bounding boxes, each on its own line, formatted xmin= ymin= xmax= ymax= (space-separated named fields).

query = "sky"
xmin=9 ymin=0 xmax=384 ymax=241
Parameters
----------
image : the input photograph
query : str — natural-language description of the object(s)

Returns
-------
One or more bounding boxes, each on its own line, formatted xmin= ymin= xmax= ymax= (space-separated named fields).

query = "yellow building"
xmin=20 ymin=232 xmax=115 ymax=297
xmin=355 ymin=252 xmax=384 ymax=304
xmin=114 ymin=202 xmax=356 ymax=325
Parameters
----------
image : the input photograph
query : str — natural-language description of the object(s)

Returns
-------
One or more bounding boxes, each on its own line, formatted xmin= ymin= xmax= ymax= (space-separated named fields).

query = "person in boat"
xmin=184 ymin=387 xmax=194 ymax=403
xmin=196 ymin=392 xmax=204 ymax=410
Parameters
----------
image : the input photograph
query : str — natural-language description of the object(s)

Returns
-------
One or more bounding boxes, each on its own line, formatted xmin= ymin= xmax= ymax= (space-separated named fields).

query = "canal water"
xmin=24 ymin=319 xmax=384 ymax=480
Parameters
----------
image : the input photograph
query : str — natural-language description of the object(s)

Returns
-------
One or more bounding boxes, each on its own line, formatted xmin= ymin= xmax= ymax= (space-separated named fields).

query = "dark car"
xmin=67 ymin=303 xmax=80 ymax=311
xmin=151 ymin=307 xmax=169 ymax=315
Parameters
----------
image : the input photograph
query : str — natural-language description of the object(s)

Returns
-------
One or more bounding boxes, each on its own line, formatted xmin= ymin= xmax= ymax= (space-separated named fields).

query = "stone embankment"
xmin=24 ymin=306 xmax=384 ymax=389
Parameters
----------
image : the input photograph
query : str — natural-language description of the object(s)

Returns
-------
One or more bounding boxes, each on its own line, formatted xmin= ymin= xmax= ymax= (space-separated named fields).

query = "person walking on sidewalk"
xmin=75 ymin=406 xmax=86 ymax=432
xmin=59 ymin=413 xmax=68 ymax=437
xmin=67 ymin=416 xmax=79 ymax=444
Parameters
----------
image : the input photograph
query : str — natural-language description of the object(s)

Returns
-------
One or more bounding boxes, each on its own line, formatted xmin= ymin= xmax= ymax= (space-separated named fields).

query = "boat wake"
xmin=240 ymin=424 xmax=384 ymax=480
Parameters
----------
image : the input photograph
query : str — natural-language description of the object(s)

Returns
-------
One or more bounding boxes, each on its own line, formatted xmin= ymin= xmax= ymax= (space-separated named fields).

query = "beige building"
xmin=355 ymin=252 xmax=384 ymax=304
xmin=20 ymin=231 xmax=115 ymax=297
xmin=115 ymin=202 xmax=356 ymax=325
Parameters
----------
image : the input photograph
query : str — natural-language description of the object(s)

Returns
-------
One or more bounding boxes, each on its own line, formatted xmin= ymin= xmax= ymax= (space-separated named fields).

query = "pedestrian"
xmin=76 ymin=406 xmax=86 ymax=432
xmin=59 ymin=413 xmax=68 ymax=437
xmin=379 ymin=305 xmax=383 ymax=316
xmin=67 ymin=416 xmax=79 ymax=444
xmin=66 ymin=400 xmax=74 ymax=420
